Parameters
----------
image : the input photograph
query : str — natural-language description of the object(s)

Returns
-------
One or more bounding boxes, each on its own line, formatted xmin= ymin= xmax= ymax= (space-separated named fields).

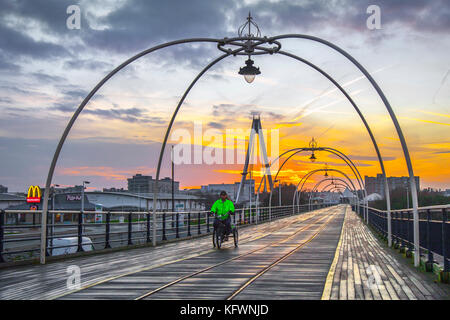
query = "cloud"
xmin=0 ymin=21 xmax=70 ymax=60
xmin=51 ymin=104 xmax=166 ymax=124
xmin=208 ymin=121 xmax=225 ymax=129
xmin=328 ymin=154 xmax=396 ymax=162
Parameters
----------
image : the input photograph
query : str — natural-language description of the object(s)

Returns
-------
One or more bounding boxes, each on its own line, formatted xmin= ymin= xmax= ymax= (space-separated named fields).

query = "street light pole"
xmin=172 ymin=146 xmax=175 ymax=213
xmin=81 ymin=181 xmax=90 ymax=230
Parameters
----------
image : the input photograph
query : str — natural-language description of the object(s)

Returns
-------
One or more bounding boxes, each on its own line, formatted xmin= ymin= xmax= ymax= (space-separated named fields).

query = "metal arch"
xmin=253 ymin=46 xmax=390 ymax=243
xmin=321 ymin=184 xmax=346 ymax=193
xmin=319 ymin=184 xmax=351 ymax=205
xmin=256 ymin=147 xmax=364 ymax=194
xmin=153 ymin=39 xmax=270 ymax=245
xmin=309 ymin=178 xmax=358 ymax=210
xmin=321 ymin=146 xmax=368 ymax=221
xmin=265 ymin=147 xmax=365 ymax=219
xmin=270 ymin=147 xmax=365 ymax=194
xmin=259 ymin=147 xmax=365 ymax=212
xmin=292 ymin=168 xmax=360 ymax=213
xmin=270 ymin=34 xmax=418 ymax=266
xmin=295 ymin=165 xmax=365 ymax=210
xmin=310 ymin=182 xmax=357 ymax=210
xmin=274 ymin=50 xmax=391 ymax=244
xmin=309 ymin=179 xmax=357 ymax=210
xmin=39 ymin=36 xmax=269 ymax=264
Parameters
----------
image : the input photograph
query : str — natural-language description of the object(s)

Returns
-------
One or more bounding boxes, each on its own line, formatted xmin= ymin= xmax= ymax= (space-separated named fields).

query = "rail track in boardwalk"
xmin=56 ymin=206 xmax=344 ymax=300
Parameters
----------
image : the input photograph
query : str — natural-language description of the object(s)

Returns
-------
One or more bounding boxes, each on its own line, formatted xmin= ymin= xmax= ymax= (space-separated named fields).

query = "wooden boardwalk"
xmin=322 ymin=208 xmax=450 ymax=300
xmin=0 ymin=206 xmax=339 ymax=300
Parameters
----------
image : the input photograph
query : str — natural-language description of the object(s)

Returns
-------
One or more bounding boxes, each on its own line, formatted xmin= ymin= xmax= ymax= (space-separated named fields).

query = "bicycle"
xmin=211 ymin=214 xmax=238 ymax=249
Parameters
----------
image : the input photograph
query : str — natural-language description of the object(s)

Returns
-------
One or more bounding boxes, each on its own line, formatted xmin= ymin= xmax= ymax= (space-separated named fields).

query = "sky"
xmin=0 ymin=0 xmax=449 ymax=193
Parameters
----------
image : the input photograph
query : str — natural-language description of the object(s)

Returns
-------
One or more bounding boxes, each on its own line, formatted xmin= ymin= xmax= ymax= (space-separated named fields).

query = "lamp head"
xmin=238 ymin=58 xmax=261 ymax=83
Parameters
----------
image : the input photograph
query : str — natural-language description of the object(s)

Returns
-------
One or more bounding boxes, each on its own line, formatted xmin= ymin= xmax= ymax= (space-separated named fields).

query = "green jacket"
xmin=211 ymin=199 xmax=235 ymax=220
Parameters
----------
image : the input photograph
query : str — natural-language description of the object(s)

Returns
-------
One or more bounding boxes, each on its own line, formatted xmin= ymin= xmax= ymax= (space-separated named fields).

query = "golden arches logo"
xmin=27 ymin=185 xmax=41 ymax=203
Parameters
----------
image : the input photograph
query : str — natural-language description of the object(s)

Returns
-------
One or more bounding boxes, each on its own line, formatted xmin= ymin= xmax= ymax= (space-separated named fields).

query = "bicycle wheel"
xmin=233 ymin=228 xmax=239 ymax=248
xmin=212 ymin=228 xmax=216 ymax=247
xmin=216 ymin=228 xmax=223 ymax=249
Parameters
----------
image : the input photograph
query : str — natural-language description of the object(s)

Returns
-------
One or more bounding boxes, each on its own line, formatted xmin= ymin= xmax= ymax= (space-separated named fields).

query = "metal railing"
xmin=0 ymin=203 xmax=334 ymax=264
xmin=353 ymin=204 xmax=449 ymax=272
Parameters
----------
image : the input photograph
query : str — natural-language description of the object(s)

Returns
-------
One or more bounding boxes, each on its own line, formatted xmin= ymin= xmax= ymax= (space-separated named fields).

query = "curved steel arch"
xmin=309 ymin=179 xmax=358 ymax=211
xmin=308 ymin=177 xmax=358 ymax=209
xmin=269 ymin=34 xmax=417 ymax=265
xmin=267 ymin=147 xmax=365 ymax=200
xmin=256 ymin=146 xmax=366 ymax=220
xmin=292 ymin=168 xmax=361 ymax=214
xmin=39 ymin=36 xmax=268 ymax=263
xmin=251 ymin=48 xmax=390 ymax=239
xmin=313 ymin=182 xmax=354 ymax=207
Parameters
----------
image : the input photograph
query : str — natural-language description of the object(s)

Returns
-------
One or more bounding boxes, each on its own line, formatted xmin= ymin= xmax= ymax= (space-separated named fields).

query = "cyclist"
xmin=210 ymin=191 xmax=235 ymax=241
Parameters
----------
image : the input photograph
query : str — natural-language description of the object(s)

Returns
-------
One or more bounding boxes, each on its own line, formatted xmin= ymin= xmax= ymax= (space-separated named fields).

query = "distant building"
xmin=103 ymin=187 xmax=127 ymax=193
xmin=365 ymin=174 xmax=420 ymax=199
xmin=0 ymin=193 xmax=26 ymax=210
xmin=127 ymin=174 xmax=179 ymax=194
xmin=54 ymin=185 xmax=83 ymax=194
xmin=200 ymin=180 xmax=255 ymax=203
xmin=0 ymin=185 xmax=8 ymax=193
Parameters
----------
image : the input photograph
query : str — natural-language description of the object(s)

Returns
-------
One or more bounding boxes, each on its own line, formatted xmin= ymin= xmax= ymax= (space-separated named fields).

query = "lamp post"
xmin=81 ymin=181 xmax=90 ymax=229
xmin=274 ymin=179 xmax=281 ymax=206
xmin=50 ymin=184 xmax=60 ymax=256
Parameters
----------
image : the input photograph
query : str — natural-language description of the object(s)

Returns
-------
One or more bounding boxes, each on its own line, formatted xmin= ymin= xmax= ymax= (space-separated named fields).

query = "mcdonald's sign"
xmin=27 ymin=185 xmax=41 ymax=203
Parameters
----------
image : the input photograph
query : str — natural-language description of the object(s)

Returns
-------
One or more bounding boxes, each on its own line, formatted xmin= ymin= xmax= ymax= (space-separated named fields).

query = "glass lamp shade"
xmin=244 ymin=74 xmax=256 ymax=83
xmin=238 ymin=58 xmax=260 ymax=84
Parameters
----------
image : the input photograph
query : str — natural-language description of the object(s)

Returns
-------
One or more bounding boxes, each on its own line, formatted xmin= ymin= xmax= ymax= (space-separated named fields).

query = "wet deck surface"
xmin=1 ymin=205 xmax=447 ymax=300
xmin=324 ymin=209 xmax=450 ymax=300
xmin=0 ymin=206 xmax=337 ymax=300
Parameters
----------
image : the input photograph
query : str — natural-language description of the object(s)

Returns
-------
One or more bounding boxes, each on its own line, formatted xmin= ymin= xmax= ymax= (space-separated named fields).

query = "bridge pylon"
xmin=235 ymin=114 xmax=274 ymax=204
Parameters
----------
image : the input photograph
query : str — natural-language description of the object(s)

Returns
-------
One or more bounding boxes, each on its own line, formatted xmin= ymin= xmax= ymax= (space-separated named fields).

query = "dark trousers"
xmin=214 ymin=217 xmax=231 ymax=235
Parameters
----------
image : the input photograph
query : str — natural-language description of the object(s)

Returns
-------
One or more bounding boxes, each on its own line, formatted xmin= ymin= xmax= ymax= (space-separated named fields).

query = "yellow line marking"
xmin=321 ymin=205 xmax=347 ymax=300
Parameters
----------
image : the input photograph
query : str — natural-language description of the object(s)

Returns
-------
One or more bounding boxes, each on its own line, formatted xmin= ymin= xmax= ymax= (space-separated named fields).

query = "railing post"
xmin=400 ymin=211 xmax=406 ymax=253
xmin=197 ymin=212 xmax=201 ymax=235
xmin=128 ymin=212 xmax=133 ymax=245
xmin=206 ymin=212 xmax=210 ymax=233
xmin=45 ymin=211 xmax=50 ymax=257
xmin=187 ymin=212 xmax=191 ymax=237
xmin=77 ymin=211 xmax=83 ymax=252
xmin=162 ymin=213 xmax=167 ymax=241
xmin=442 ymin=208 xmax=448 ymax=273
xmin=393 ymin=211 xmax=399 ymax=249
xmin=406 ymin=210 xmax=413 ymax=257
xmin=176 ymin=213 xmax=180 ymax=238
xmin=425 ymin=209 xmax=433 ymax=271
xmin=146 ymin=211 xmax=151 ymax=243
xmin=0 ymin=210 xmax=4 ymax=263
xmin=105 ymin=211 xmax=111 ymax=249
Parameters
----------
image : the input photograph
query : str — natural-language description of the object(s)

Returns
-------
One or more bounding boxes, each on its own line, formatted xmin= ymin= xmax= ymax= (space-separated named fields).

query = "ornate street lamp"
xmin=238 ymin=58 xmax=261 ymax=83
xmin=309 ymin=137 xmax=318 ymax=162
xmin=237 ymin=13 xmax=262 ymax=83
xmin=324 ymin=163 xmax=329 ymax=177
